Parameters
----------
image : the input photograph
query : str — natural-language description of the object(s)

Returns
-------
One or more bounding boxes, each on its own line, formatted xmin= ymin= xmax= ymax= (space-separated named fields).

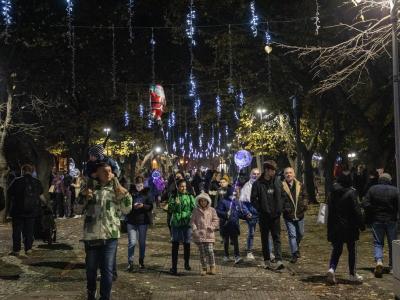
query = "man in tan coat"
xmin=282 ymin=167 xmax=308 ymax=264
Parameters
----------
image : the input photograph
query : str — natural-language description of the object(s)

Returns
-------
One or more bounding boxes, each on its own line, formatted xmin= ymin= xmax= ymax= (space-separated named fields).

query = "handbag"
xmin=48 ymin=185 xmax=55 ymax=193
xmin=317 ymin=203 xmax=328 ymax=225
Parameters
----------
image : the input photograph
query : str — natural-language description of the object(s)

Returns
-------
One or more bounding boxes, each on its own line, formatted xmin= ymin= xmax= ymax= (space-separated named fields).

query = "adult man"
xmin=239 ymin=168 xmax=260 ymax=260
xmin=282 ymin=167 xmax=308 ymax=263
xmin=251 ymin=160 xmax=284 ymax=270
xmin=8 ymin=164 xmax=44 ymax=256
xmin=83 ymin=163 xmax=132 ymax=300
xmin=363 ymin=173 xmax=398 ymax=278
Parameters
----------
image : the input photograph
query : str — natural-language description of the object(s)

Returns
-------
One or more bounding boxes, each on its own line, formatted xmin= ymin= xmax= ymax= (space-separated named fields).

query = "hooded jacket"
xmin=250 ymin=175 xmax=283 ymax=219
xmin=168 ymin=192 xmax=196 ymax=228
xmin=327 ymin=183 xmax=365 ymax=243
xmin=282 ymin=179 xmax=308 ymax=221
xmin=363 ymin=178 xmax=399 ymax=223
xmin=190 ymin=193 xmax=220 ymax=243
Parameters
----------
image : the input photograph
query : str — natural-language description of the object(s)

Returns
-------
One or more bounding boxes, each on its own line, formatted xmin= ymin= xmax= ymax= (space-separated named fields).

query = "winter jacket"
xmin=168 ymin=192 xmax=196 ymax=228
xmin=327 ymin=183 xmax=365 ymax=243
xmin=250 ymin=175 xmax=283 ymax=219
xmin=84 ymin=156 xmax=121 ymax=179
xmin=363 ymin=180 xmax=399 ymax=224
xmin=282 ymin=179 xmax=308 ymax=221
xmin=83 ymin=180 xmax=132 ymax=241
xmin=216 ymin=197 xmax=248 ymax=237
xmin=239 ymin=179 xmax=258 ymax=225
xmin=126 ymin=187 xmax=153 ymax=225
xmin=8 ymin=174 xmax=43 ymax=218
xmin=190 ymin=196 xmax=219 ymax=243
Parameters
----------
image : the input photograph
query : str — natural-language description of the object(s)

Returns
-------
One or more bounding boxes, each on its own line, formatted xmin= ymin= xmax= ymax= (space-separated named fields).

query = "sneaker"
xmin=263 ymin=260 xmax=273 ymax=269
xmin=184 ymin=263 xmax=191 ymax=271
xmin=223 ymin=256 xmax=231 ymax=263
xmin=246 ymin=252 xmax=255 ymax=260
xmin=139 ymin=258 xmax=145 ymax=269
xmin=290 ymin=255 xmax=298 ymax=264
xmin=327 ymin=269 xmax=336 ymax=284
xmin=234 ymin=256 xmax=242 ymax=264
xmin=126 ymin=263 xmax=134 ymax=272
xmin=25 ymin=249 xmax=33 ymax=255
xmin=270 ymin=253 xmax=276 ymax=262
xmin=169 ymin=268 xmax=178 ymax=276
xmin=200 ymin=268 xmax=207 ymax=276
xmin=348 ymin=273 xmax=363 ymax=283
xmin=275 ymin=260 xmax=284 ymax=270
xmin=73 ymin=215 xmax=80 ymax=219
xmin=375 ymin=260 xmax=384 ymax=278
xmin=9 ymin=251 xmax=20 ymax=257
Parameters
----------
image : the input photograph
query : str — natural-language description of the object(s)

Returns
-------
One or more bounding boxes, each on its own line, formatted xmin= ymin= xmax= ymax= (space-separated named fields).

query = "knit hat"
xmin=263 ymin=160 xmax=277 ymax=171
xmin=88 ymin=145 xmax=105 ymax=160
xmin=379 ymin=173 xmax=392 ymax=182
xmin=195 ymin=192 xmax=212 ymax=206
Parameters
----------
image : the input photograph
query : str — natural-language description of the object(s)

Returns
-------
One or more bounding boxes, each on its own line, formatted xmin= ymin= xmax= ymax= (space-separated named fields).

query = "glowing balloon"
xmin=234 ymin=150 xmax=252 ymax=169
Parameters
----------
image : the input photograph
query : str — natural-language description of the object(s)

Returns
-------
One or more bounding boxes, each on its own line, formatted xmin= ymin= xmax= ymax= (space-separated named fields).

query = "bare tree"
xmin=278 ymin=0 xmax=393 ymax=94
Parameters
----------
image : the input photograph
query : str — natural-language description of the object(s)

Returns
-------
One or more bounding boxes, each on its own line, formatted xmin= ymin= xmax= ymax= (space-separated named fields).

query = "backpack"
xmin=23 ymin=177 xmax=40 ymax=214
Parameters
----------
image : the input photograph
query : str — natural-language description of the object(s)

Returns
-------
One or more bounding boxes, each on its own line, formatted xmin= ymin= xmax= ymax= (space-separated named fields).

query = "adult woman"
xmin=126 ymin=176 xmax=153 ymax=271
xmin=209 ymin=172 xmax=221 ymax=207
xmin=168 ymin=179 xmax=196 ymax=275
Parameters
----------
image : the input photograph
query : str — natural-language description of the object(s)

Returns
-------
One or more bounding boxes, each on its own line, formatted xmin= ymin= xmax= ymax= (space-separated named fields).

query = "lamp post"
xmin=390 ymin=0 xmax=400 ymax=189
xmin=103 ymin=128 xmax=111 ymax=155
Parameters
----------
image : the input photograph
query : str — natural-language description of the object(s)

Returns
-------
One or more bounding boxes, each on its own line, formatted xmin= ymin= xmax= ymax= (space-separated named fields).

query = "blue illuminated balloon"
xmin=234 ymin=150 xmax=252 ymax=169
xmin=152 ymin=170 xmax=161 ymax=179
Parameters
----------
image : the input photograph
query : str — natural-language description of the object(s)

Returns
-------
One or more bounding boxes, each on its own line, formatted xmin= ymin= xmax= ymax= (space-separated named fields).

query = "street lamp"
xmin=257 ymin=108 xmax=267 ymax=120
xmin=154 ymin=146 xmax=162 ymax=154
xmin=390 ymin=0 xmax=400 ymax=189
xmin=103 ymin=128 xmax=111 ymax=136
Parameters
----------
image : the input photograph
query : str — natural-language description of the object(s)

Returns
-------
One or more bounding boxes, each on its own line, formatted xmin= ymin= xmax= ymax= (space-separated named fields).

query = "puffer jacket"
xmin=216 ymin=197 xmax=248 ymax=237
xmin=363 ymin=179 xmax=399 ymax=224
xmin=190 ymin=196 xmax=219 ymax=243
xmin=282 ymin=179 xmax=308 ymax=221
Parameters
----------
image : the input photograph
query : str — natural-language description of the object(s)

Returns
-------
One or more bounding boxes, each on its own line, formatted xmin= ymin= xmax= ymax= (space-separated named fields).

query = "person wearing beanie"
xmin=190 ymin=192 xmax=219 ymax=275
xmin=363 ymin=172 xmax=399 ymax=278
xmin=84 ymin=145 xmax=121 ymax=180
xmin=326 ymin=174 xmax=365 ymax=284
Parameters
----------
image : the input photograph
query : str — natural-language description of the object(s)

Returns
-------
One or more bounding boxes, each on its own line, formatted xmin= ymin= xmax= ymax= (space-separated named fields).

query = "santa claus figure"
xmin=149 ymin=84 xmax=166 ymax=121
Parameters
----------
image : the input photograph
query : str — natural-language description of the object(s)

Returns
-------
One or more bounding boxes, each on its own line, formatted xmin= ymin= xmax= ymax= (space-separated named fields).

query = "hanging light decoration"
xmin=172 ymin=141 xmax=177 ymax=152
xmin=127 ymin=0 xmax=135 ymax=43
xmin=111 ymin=25 xmax=117 ymax=101
xmin=314 ymin=0 xmax=321 ymax=36
xmin=65 ymin=0 xmax=75 ymax=99
xmin=237 ymin=89 xmax=245 ymax=107
xmin=139 ymin=103 xmax=144 ymax=118
xmin=186 ymin=0 xmax=196 ymax=46
xmin=227 ymin=24 xmax=234 ymax=94
xmin=216 ymin=94 xmax=221 ymax=119
xmin=249 ymin=1 xmax=259 ymax=37
xmin=189 ymin=70 xmax=197 ymax=97
xmin=264 ymin=27 xmax=273 ymax=54
xmin=150 ymin=28 xmax=156 ymax=83
xmin=1 ymin=0 xmax=11 ymax=28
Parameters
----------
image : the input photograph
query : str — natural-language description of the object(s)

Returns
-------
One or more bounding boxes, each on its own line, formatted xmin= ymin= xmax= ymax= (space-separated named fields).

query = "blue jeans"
xmin=372 ymin=221 xmax=397 ymax=267
xmin=127 ymin=223 xmax=148 ymax=263
xmin=284 ymin=219 xmax=305 ymax=255
xmin=85 ymin=239 xmax=118 ymax=300
xmin=246 ymin=221 xmax=256 ymax=252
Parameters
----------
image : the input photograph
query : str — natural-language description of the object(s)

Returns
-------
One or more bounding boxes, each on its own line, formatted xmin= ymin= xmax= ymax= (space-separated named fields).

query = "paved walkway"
xmin=0 ymin=206 xmax=396 ymax=299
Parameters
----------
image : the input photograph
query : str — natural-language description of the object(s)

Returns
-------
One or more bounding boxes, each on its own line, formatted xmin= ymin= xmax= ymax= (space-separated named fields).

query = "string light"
xmin=189 ymin=70 xmax=197 ymax=97
xmin=228 ymin=24 xmax=234 ymax=94
xmin=249 ymin=1 xmax=259 ymax=37
xmin=124 ymin=88 xmax=129 ymax=127
xmin=65 ymin=0 xmax=75 ymax=98
xmin=234 ymin=111 xmax=240 ymax=121
xmin=186 ymin=0 xmax=196 ymax=46
xmin=194 ymin=96 xmax=201 ymax=119
xmin=172 ymin=141 xmax=177 ymax=152
xmin=237 ymin=89 xmax=245 ymax=107
xmin=127 ymin=0 xmax=135 ymax=43
xmin=151 ymin=28 xmax=156 ymax=83
xmin=1 ymin=0 xmax=11 ymax=42
xmin=147 ymin=115 xmax=153 ymax=128
xmin=314 ymin=0 xmax=321 ymax=36
xmin=216 ymin=94 xmax=221 ymax=119
xmin=139 ymin=103 xmax=144 ymax=118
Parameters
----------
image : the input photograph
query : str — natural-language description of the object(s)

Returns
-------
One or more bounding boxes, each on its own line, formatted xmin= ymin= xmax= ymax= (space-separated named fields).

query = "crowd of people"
xmin=6 ymin=148 xmax=400 ymax=300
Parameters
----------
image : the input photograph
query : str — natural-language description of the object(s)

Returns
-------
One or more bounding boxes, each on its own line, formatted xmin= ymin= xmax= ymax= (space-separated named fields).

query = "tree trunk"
xmin=302 ymin=149 xmax=317 ymax=203
xmin=0 ymin=93 xmax=13 ymax=222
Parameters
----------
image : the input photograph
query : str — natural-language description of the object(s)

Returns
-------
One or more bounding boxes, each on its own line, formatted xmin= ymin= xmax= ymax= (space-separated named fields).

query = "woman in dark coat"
xmin=326 ymin=174 xmax=365 ymax=284
xmin=126 ymin=176 xmax=153 ymax=271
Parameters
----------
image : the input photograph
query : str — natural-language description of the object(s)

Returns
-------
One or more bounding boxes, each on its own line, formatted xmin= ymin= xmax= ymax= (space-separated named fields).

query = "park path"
xmin=0 ymin=206 xmax=395 ymax=300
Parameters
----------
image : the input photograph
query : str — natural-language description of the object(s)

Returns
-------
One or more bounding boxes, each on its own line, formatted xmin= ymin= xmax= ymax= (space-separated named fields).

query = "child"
xmin=190 ymin=192 xmax=220 ymax=276
xmin=216 ymin=187 xmax=249 ymax=264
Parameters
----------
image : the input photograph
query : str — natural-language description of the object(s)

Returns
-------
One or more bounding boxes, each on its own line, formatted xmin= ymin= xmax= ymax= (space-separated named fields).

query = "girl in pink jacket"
xmin=190 ymin=192 xmax=220 ymax=276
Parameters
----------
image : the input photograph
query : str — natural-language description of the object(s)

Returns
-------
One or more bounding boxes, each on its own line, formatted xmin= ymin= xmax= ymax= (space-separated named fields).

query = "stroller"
xmin=34 ymin=204 xmax=57 ymax=245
